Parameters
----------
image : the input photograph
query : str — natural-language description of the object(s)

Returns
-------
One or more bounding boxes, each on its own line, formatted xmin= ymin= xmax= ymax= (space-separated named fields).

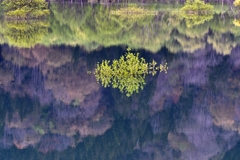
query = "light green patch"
xmin=94 ymin=48 xmax=167 ymax=97
xmin=49 ymin=121 xmax=54 ymax=129
xmin=32 ymin=125 xmax=45 ymax=135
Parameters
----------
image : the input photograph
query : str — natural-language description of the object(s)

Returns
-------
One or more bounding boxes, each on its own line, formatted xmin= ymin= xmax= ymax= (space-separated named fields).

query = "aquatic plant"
xmin=94 ymin=48 xmax=167 ymax=97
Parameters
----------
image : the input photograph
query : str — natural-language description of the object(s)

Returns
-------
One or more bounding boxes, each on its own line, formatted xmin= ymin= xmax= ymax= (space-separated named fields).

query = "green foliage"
xmin=2 ymin=0 xmax=49 ymax=19
xmin=233 ymin=19 xmax=240 ymax=27
xmin=180 ymin=0 xmax=213 ymax=28
xmin=3 ymin=19 xmax=49 ymax=48
xmin=1 ymin=3 xmax=240 ymax=54
xmin=180 ymin=11 xmax=213 ymax=28
xmin=207 ymin=32 xmax=236 ymax=55
xmin=42 ymin=3 xmax=238 ymax=54
xmin=41 ymin=4 xmax=160 ymax=52
xmin=0 ymin=0 xmax=50 ymax=48
xmin=180 ymin=0 xmax=213 ymax=13
xmin=234 ymin=0 xmax=240 ymax=7
xmin=32 ymin=125 xmax=45 ymax=135
xmin=110 ymin=4 xmax=157 ymax=22
xmin=94 ymin=48 xmax=167 ymax=96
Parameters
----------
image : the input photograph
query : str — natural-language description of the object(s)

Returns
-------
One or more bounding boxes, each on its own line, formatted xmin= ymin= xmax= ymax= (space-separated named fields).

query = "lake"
xmin=0 ymin=1 xmax=240 ymax=159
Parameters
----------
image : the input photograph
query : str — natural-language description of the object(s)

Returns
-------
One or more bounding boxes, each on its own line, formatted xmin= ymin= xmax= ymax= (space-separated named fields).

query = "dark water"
xmin=0 ymin=1 xmax=240 ymax=160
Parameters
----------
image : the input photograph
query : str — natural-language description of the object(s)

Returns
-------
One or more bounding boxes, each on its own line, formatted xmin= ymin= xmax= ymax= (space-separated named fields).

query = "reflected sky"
xmin=0 ymin=1 xmax=240 ymax=160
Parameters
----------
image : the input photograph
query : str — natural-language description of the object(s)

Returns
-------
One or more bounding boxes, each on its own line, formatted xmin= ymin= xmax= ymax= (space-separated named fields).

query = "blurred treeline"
xmin=0 ymin=2 xmax=240 ymax=54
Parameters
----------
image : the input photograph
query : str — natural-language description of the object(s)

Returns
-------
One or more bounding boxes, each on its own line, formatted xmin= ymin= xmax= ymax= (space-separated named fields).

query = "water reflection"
xmin=0 ymin=2 xmax=239 ymax=54
xmin=0 ymin=1 xmax=240 ymax=160
xmin=180 ymin=0 xmax=214 ymax=28
xmin=2 ymin=20 xmax=49 ymax=48
xmin=1 ymin=0 xmax=50 ymax=48
xmin=0 ymin=47 xmax=109 ymax=153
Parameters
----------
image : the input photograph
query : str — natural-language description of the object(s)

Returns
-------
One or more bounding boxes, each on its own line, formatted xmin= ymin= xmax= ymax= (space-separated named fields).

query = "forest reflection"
xmin=0 ymin=2 xmax=240 ymax=54
xmin=0 ymin=43 xmax=239 ymax=159
xmin=0 ymin=0 xmax=50 ymax=47
xmin=0 ymin=1 xmax=240 ymax=160
xmin=2 ymin=20 xmax=49 ymax=48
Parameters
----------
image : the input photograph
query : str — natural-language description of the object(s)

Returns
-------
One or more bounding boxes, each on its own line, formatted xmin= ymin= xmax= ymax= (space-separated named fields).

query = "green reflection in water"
xmin=94 ymin=48 xmax=168 ymax=97
xmin=1 ymin=3 xmax=240 ymax=54
xmin=1 ymin=0 xmax=50 ymax=48
xmin=2 ymin=19 xmax=49 ymax=48
xmin=180 ymin=0 xmax=214 ymax=28
xmin=234 ymin=0 xmax=240 ymax=7
xmin=42 ymin=3 xmax=239 ymax=55
xmin=110 ymin=4 xmax=157 ymax=22
xmin=1 ymin=0 xmax=49 ymax=19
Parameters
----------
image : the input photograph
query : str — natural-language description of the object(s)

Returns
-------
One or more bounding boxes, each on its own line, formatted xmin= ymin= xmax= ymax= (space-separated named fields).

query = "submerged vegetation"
xmin=94 ymin=48 xmax=167 ymax=97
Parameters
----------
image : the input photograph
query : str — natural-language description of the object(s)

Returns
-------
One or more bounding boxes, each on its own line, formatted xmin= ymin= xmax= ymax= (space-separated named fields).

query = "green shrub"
xmin=94 ymin=48 xmax=167 ymax=97
xmin=180 ymin=0 xmax=213 ymax=14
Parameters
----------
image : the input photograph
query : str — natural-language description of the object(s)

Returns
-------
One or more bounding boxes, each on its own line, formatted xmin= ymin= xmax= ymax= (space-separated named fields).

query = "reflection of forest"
xmin=0 ymin=3 xmax=240 ymax=54
xmin=0 ymin=0 xmax=50 ymax=48
xmin=2 ymin=20 xmax=49 ymax=48
xmin=0 ymin=45 xmax=113 ymax=153
xmin=0 ymin=44 xmax=240 ymax=159
xmin=43 ymin=4 xmax=240 ymax=54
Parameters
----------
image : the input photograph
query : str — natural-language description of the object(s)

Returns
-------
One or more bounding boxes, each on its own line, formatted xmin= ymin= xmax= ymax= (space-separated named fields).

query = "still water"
xmin=0 ymin=1 xmax=240 ymax=160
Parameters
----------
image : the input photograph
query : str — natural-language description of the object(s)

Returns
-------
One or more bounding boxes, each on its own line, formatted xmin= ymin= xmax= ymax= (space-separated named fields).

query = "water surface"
xmin=0 ymin=1 xmax=240 ymax=160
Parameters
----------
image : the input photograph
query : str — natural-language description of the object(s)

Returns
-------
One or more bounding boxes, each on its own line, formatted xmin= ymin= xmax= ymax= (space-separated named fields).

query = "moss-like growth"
xmin=94 ymin=48 xmax=167 ymax=97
